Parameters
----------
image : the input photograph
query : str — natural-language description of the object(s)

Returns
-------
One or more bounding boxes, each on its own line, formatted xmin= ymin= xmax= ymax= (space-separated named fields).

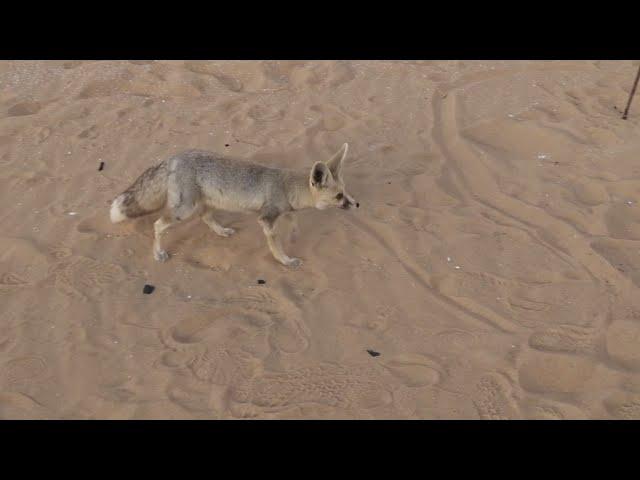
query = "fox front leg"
xmin=258 ymin=210 xmax=301 ymax=267
xmin=202 ymin=209 xmax=236 ymax=237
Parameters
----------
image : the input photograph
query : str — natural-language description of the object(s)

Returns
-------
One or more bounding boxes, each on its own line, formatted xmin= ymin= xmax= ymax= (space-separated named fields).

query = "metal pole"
xmin=622 ymin=64 xmax=640 ymax=120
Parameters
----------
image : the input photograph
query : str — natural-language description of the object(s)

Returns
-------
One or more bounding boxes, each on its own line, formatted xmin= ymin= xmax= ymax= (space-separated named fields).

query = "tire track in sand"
xmin=347 ymin=215 xmax=519 ymax=333
xmin=430 ymin=70 xmax=634 ymax=294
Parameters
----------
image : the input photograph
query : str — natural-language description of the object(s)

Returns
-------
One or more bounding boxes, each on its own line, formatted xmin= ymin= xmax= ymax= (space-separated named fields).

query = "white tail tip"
xmin=110 ymin=195 xmax=127 ymax=223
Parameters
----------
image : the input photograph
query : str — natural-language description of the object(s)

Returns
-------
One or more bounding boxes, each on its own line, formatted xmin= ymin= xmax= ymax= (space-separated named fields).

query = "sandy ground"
xmin=1 ymin=60 xmax=640 ymax=419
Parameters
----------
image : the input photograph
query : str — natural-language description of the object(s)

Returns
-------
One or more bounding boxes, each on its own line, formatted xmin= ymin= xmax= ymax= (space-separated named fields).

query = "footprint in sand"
xmin=434 ymin=329 xmax=478 ymax=351
xmin=260 ymin=61 xmax=308 ymax=86
xmin=49 ymin=256 xmax=127 ymax=301
xmin=189 ymin=346 xmax=261 ymax=386
xmin=163 ymin=314 xmax=220 ymax=345
xmin=155 ymin=307 xmax=270 ymax=386
xmin=0 ymin=237 xmax=53 ymax=290
xmin=519 ymin=398 xmax=588 ymax=419
xmin=247 ymin=104 xmax=285 ymax=123
xmin=165 ymin=378 xmax=216 ymax=418
xmin=77 ymin=75 xmax=132 ymax=99
xmin=77 ymin=125 xmax=99 ymax=140
xmin=158 ymin=304 xmax=270 ymax=350
xmin=518 ymin=351 xmax=597 ymax=394
xmin=326 ymin=61 xmax=356 ymax=88
xmin=381 ymin=353 xmax=443 ymax=388
xmin=267 ymin=321 xmax=309 ymax=355
xmin=7 ymin=101 xmax=42 ymax=117
xmin=47 ymin=245 xmax=73 ymax=260
xmin=230 ymin=363 xmax=392 ymax=413
xmin=1 ymin=356 xmax=49 ymax=387
xmin=0 ymin=272 xmax=29 ymax=287
xmin=183 ymin=244 xmax=234 ymax=272
xmin=35 ymin=126 xmax=52 ymax=144
xmin=528 ymin=324 xmax=599 ymax=355
xmin=157 ymin=350 xmax=192 ymax=369
xmin=207 ymin=71 xmax=243 ymax=93
xmin=0 ymin=151 xmax=12 ymax=167
xmin=222 ymin=290 xmax=310 ymax=355
xmin=603 ymin=392 xmax=640 ymax=419
xmin=473 ymin=372 xmax=521 ymax=420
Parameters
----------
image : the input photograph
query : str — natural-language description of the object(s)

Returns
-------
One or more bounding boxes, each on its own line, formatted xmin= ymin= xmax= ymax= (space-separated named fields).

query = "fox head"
xmin=309 ymin=143 xmax=359 ymax=211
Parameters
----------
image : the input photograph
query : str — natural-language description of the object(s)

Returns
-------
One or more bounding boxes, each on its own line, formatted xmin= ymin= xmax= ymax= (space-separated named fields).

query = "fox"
xmin=110 ymin=143 xmax=358 ymax=266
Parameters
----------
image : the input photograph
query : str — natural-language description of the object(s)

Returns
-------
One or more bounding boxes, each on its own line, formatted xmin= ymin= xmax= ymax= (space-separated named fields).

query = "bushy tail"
xmin=110 ymin=161 xmax=168 ymax=223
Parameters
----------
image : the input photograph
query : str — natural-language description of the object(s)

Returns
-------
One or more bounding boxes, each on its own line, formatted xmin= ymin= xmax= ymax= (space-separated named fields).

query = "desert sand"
xmin=1 ymin=60 xmax=640 ymax=419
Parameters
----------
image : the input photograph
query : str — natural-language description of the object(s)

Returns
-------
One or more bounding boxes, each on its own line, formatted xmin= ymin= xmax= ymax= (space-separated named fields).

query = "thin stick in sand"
xmin=622 ymin=64 xmax=640 ymax=120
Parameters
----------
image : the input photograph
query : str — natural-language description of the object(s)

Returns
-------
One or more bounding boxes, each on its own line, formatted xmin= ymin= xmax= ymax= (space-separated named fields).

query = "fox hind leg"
xmin=153 ymin=215 xmax=174 ymax=262
xmin=153 ymin=201 xmax=199 ymax=263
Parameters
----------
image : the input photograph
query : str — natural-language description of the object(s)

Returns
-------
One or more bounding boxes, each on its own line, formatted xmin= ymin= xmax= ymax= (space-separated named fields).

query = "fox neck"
xmin=285 ymin=171 xmax=315 ymax=211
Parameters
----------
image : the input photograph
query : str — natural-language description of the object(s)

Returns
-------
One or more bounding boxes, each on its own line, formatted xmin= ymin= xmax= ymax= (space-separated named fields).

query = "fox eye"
xmin=335 ymin=193 xmax=344 ymax=200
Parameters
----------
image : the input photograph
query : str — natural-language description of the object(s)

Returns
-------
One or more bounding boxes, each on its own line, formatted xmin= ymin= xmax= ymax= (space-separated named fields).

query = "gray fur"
xmin=110 ymin=143 xmax=357 ymax=266
xmin=118 ymin=162 xmax=168 ymax=218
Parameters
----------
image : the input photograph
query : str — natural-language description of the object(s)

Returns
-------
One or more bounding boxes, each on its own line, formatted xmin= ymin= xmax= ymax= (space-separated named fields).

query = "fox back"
xmin=168 ymin=150 xmax=292 ymax=213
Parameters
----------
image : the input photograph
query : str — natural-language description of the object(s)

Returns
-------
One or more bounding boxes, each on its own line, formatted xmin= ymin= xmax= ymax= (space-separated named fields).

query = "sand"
xmin=1 ymin=60 xmax=640 ymax=419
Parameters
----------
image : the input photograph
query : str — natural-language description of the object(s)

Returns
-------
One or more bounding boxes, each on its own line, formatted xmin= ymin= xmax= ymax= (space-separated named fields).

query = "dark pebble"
xmin=98 ymin=161 xmax=105 ymax=171
xmin=225 ymin=144 xmax=230 ymax=147
xmin=367 ymin=349 xmax=381 ymax=357
xmin=143 ymin=284 xmax=155 ymax=294
xmin=257 ymin=279 xmax=266 ymax=285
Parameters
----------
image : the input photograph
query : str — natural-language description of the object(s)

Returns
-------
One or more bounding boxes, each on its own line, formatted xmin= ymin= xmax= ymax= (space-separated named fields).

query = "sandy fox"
xmin=110 ymin=143 xmax=358 ymax=266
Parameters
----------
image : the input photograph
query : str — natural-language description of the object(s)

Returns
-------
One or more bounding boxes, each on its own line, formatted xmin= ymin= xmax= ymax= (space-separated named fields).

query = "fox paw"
xmin=284 ymin=257 xmax=302 ymax=267
xmin=216 ymin=227 xmax=235 ymax=237
xmin=154 ymin=249 xmax=169 ymax=262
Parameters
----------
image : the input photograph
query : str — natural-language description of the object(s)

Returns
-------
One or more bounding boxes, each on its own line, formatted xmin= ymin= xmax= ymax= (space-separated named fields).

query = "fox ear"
xmin=326 ymin=143 xmax=348 ymax=180
xmin=310 ymin=162 xmax=331 ymax=188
